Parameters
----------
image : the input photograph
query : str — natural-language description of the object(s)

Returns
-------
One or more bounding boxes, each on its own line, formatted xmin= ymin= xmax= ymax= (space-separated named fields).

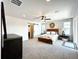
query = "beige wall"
xmin=5 ymin=16 xmax=28 ymax=41
xmin=46 ymin=21 xmax=59 ymax=29
xmin=46 ymin=20 xmax=63 ymax=35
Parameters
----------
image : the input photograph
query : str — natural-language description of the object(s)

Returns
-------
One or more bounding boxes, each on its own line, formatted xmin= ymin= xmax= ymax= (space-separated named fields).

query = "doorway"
xmin=28 ymin=24 xmax=34 ymax=39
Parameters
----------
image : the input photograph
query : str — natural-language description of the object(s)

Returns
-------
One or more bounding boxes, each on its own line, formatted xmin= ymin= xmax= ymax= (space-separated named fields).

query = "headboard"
xmin=47 ymin=29 xmax=59 ymax=34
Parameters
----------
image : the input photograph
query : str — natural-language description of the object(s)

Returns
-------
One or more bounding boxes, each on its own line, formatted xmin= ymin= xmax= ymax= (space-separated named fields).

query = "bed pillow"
xmin=51 ymin=31 xmax=56 ymax=35
xmin=46 ymin=32 xmax=50 ymax=35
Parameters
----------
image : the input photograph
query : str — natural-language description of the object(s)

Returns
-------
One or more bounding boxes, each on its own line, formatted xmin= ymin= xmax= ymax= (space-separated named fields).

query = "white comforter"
xmin=39 ymin=34 xmax=58 ymax=42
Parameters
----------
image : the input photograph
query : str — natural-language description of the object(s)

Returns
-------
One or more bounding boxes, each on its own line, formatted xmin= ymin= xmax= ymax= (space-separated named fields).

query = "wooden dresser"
xmin=2 ymin=34 xmax=22 ymax=59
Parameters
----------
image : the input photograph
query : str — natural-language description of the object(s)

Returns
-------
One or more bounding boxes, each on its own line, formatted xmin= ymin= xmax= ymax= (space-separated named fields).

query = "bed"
xmin=38 ymin=29 xmax=59 ymax=44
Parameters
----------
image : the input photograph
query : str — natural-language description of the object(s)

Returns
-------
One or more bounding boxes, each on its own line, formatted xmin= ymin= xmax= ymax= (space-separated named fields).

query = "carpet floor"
xmin=23 ymin=38 xmax=78 ymax=59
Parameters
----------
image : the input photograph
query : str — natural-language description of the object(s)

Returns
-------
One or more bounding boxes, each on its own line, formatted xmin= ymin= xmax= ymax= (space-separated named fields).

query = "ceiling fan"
xmin=33 ymin=16 xmax=51 ymax=20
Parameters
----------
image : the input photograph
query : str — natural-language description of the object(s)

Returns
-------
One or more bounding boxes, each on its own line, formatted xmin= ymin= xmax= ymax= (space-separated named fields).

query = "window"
xmin=63 ymin=22 xmax=71 ymax=35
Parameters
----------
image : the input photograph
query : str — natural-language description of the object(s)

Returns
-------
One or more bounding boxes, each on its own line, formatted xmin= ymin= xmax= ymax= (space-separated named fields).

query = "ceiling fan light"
xmin=46 ymin=0 xmax=51 ymax=2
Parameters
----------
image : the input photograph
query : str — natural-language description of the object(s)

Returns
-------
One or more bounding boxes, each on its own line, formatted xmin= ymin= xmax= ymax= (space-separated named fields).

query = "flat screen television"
xmin=1 ymin=2 xmax=7 ymax=48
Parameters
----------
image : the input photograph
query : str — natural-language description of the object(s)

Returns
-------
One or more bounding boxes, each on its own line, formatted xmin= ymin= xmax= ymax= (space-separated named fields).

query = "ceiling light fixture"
xmin=46 ymin=0 xmax=51 ymax=2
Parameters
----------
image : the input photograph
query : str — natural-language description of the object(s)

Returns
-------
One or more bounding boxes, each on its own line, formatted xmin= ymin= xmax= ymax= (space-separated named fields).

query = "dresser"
xmin=2 ymin=34 xmax=22 ymax=59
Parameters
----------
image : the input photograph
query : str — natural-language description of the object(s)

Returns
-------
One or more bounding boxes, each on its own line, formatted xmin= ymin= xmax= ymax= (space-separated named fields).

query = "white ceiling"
xmin=4 ymin=0 xmax=78 ymax=21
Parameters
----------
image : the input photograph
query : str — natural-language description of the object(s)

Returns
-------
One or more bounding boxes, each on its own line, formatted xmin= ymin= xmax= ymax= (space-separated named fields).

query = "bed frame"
xmin=38 ymin=28 xmax=59 ymax=44
xmin=38 ymin=37 xmax=52 ymax=44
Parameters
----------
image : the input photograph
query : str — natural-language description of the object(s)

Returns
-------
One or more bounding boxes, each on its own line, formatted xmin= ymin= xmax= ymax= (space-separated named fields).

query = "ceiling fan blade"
xmin=45 ymin=18 xmax=51 ymax=20
xmin=32 ymin=16 xmax=47 ymax=20
xmin=41 ymin=16 xmax=46 ymax=20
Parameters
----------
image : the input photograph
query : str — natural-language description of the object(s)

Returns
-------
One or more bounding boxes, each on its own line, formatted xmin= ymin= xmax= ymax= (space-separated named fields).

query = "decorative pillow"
xmin=51 ymin=31 xmax=56 ymax=35
xmin=46 ymin=32 xmax=50 ymax=35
